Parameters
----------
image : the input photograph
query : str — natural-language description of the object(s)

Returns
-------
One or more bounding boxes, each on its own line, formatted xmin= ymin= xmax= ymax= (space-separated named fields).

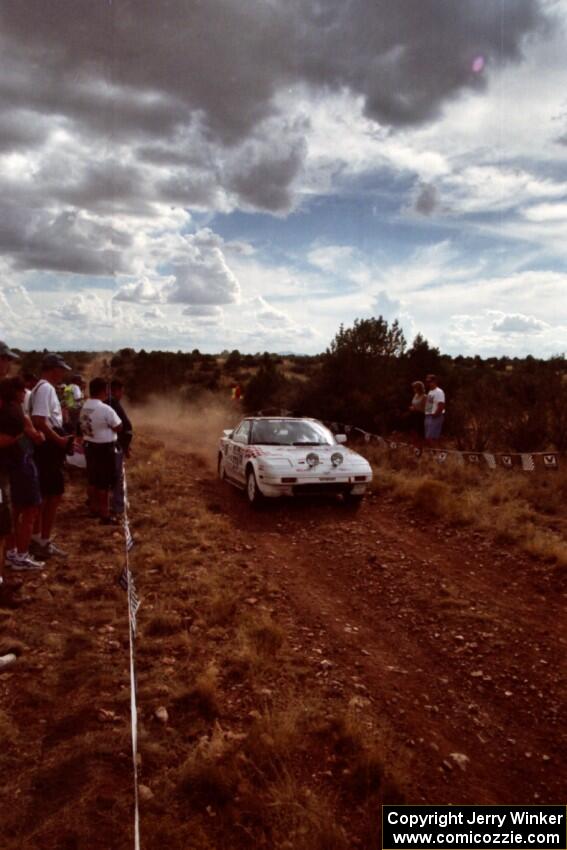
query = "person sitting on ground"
xmin=0 ymin=341 xmax=21 ymax=586
xmin=80 ymin=377 xmax=122 ymax=525
xmin=108 ymin=379 xmax=133 ymax=517
xmin=424 ymin=374 xmax=446 ymax=446
xmin=1 ymin=377 xmax=45 ymax=571
xmin=29 ymin=353 xmax=74 ymax=560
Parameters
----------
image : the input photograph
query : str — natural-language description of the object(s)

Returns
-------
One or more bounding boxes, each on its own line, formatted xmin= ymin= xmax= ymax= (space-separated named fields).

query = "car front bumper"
xmin=256 ymin=472 xmax=370 ymax=498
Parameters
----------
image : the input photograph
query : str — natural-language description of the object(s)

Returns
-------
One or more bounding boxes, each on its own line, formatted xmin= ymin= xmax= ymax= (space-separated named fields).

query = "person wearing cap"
xmin=0 ymin=341 xmax=20 ymax=587
xmin=0 ymin=340 xmax=20 ymax=379
xmin=29 ymin=353 xmax=74 ymax=560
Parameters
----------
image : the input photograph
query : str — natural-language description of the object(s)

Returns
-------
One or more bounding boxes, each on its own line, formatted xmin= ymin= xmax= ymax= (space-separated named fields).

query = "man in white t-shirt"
xmin=424 ymin=374 xmax=446 ymax=445
xmin=30 ymin=352 xmax=73 ymax=560
xmin=80 ymin=377 xmax=122 ymax=525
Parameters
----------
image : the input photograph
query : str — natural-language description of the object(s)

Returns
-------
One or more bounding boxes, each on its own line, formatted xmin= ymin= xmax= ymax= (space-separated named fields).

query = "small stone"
xmin=449 ymin=752 xmax=470 ymax=771
xmin=97 ymin=708 xmax=117 ymax=723
xmin=154 ymin=706 xmax=169 ymax=724
xmin=0 ymin=653 xmax=17 ymax=672
xmin=138 ymin=784 xmax=154 ymax=801
xmin=470 ymin=670 xmax=483 ymax=678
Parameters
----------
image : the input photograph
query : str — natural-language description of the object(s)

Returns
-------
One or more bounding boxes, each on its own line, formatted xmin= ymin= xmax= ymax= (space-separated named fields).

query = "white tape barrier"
xmin=122 ymin=471 xmax=141 ymax=850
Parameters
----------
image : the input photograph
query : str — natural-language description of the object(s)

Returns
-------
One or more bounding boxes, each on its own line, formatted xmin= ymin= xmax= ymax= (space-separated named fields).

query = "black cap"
xmin=0 ymin=341 xmax=20 ymax=360
xmin=42 ymin=352 xmax=72 ymax=371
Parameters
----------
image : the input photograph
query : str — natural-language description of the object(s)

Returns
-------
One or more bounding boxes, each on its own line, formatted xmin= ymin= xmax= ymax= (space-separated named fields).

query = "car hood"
xmin=255 ymin=444 xmax=371 ymax=471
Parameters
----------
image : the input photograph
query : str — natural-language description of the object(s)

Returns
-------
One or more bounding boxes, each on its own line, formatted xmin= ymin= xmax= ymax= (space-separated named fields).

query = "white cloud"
xmin=143 ymin=305 xmax=164 ymax=320
xmin=114 ymin=277 xmax=168 ymax=304
xmin=182 ymin=305 xmax=224 ymax=319
xmin=524 ymin=202 xmax=567 ymax=222
xmin=491 ymin=312 xmax=548 ymax=334
xmin=307 ymin=244 xmax=355 ymax=273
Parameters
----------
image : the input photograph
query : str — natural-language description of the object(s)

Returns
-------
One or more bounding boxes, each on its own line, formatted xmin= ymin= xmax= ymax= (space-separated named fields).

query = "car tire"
xmin=218 ymin=454 xmax=227 ymax=481
xmin=246 ymin=467 xmax=264 ymax=507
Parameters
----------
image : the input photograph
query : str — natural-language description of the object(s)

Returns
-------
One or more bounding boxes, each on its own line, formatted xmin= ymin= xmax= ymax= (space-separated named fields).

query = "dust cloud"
xmin=131 ymin=393 xmax=242 ymax=470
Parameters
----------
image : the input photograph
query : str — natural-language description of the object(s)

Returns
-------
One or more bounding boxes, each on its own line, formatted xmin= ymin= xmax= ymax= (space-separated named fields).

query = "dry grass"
xmin=173 ymin=665 xmax=220 ymax=721
xmin=145 ymin=609 xmax=184 ymax=638
xmin=366 ymin=446 xmax=567 ymax=570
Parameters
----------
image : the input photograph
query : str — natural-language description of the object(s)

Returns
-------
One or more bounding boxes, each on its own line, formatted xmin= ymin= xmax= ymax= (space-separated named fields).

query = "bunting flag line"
xmin=323 ymin=419 xmax=565 ymax=472
xmin=521 ymin=454 xmax=536 ymax=472
xmin=543 ymin=454 xmax=559 ymax=469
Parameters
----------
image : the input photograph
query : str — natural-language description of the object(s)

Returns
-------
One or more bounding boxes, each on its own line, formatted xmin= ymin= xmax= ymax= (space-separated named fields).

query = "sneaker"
xmin=38 ymin=541 xmax=68 ymax=560
xmin=4 ymin=549 xmax=18 ymax=567
xmin=0 ymin=653 xmax=17 ymax=672
xmin=9 ymin=553 xmax=45 ymax=571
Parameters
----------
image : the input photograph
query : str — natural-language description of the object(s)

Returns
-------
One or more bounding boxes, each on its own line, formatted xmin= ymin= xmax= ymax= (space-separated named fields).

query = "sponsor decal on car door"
xmin=230 ymin=421 xmax=251 ymax=482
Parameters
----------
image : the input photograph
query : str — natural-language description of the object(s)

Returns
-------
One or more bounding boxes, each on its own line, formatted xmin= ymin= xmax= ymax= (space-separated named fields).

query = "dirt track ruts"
xmin=207 ymin=468 xmax=567 ymax=804
xmin=1 ymin=435 xmax=565 ymax=850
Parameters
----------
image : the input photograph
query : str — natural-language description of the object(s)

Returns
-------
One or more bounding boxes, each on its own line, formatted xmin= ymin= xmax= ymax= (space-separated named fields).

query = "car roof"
xmin=242 ymin=416 xmax=321 ymax=422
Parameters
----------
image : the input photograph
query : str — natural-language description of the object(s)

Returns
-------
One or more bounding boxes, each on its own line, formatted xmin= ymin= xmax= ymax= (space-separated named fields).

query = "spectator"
xmin=109 ymin=379 xmax=133 ymax=517
xmin=0 ymin=341 xmax=20 ymax=585
xmin=29 ymin=353 xmax=73 ymax=560
xmin=1 ymin=377 xmax=45 ymax=571
xmin=424 ymin=374 xmax=446 ymax=446
xmin=81 ymin=378 xmax=122 ymax=524
xmin=406 ymin=380 xmax=426 ymax=445
xmin=63 ymin=374 xmax=85 ymax=433
xmin=22 ymin=371 xmax=39 ymax=416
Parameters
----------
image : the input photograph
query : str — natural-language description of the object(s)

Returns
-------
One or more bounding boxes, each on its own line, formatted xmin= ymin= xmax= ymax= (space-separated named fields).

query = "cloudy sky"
xmin=1 ymin=0 xmax=566 ymax=356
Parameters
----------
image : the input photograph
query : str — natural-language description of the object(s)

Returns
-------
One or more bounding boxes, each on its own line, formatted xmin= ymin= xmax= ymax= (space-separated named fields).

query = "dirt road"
xmin=1 ymin=433 xmax=565 ymax=849
xmin=213 ymin=482 xmax=566 ymax=805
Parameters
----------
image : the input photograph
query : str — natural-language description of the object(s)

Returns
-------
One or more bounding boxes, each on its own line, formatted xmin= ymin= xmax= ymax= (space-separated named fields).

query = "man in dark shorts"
xmin=0 ymin=341 xmax=21 ymax=585
xmin=80 ymin=378 xmax=122 ymax=524
xmin=109 ymin=379 xmax=133 ymax=516
xmin=30 ymin=353 xmax=73 ymax=560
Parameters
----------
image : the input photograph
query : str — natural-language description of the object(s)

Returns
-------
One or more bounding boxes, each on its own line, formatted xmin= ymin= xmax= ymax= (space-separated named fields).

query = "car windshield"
xmin=250 ymin=419 xmax=335 ymax=446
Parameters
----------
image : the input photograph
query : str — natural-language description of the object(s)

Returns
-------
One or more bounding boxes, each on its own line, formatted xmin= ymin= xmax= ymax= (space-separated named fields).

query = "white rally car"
xmin=218 ymin=416 xmax=373 ymax=506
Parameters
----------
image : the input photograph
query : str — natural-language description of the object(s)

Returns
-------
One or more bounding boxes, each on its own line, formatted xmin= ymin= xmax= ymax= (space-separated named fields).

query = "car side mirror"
xmin=223 ymin=429 xmax=233 ymax=438
xmin=335 ymin=434 xmax=347 ymax=444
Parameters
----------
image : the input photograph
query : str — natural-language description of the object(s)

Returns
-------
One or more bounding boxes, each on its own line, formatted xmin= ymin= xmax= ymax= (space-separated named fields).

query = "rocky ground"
xmin=1 ymin=430 xmax=565 ymax=849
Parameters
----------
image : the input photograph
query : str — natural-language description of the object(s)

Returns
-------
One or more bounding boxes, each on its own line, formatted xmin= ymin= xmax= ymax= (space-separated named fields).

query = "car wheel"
xmin=218 ymin=454 xmax=227 ymax=480
xmin=246 ymin=467 xmax=264 ymax=506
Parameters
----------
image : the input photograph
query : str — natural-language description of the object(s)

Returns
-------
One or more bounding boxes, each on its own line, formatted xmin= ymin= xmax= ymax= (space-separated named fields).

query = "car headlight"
xmin=306 ymin=452 xmax=320 ymax=467
xmin=331 ymin=452 xmax=343 ymax=467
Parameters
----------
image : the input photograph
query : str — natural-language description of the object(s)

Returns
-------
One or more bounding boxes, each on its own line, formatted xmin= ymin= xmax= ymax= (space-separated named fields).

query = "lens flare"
xmin=472 ymin=56 xmax=485 ymax=74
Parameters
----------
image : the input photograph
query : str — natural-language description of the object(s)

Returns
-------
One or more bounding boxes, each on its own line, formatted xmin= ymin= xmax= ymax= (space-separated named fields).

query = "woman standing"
xmin=407 ymin=380 xmax=426 ymax=445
